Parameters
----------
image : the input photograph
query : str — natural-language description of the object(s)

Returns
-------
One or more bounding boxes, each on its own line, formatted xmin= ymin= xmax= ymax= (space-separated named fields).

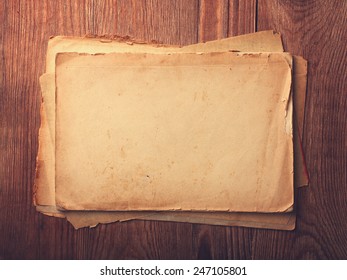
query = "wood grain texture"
xmin=228 ymin=0 xmax=257 ymax=36
xmin=198 ymin=0 xmax=229 ymax=41
xmin=113 ymin=0 xmax=199 ymax=45
xmin=0 ymin=0 xmax=346 ymax=259
xmin=257 ymin=0 xmax=347 ymax=259
xmin=198 ymin=0 xmax=256 ymax=41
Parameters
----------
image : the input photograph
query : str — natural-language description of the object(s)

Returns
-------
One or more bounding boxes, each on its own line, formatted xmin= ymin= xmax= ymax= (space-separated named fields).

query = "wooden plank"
xmin=69 ymin=221 xmax=193 ymax=259
xmin=198 ymin=0 xmax=229 ymax=41
xmin=198 ymin=0 xmax=257 ymax=42
xmin=0 ymin=0 xmax=94 ymax=259
xmin=0 ymin=0 xmax=42 ymax=259
xmin=93 ymin=0 xmax=119 ymax=35
xmin=226 ymin=227 xmax=253 ymax=259
xmin=192 ymin=225 xmax=230 ymax=259
xmin=257 ymin=0 xmax=347 ymax=259
xmin=228 ymin=0 xmax=257 ymax=36
xmin=114 ymin=0 xmax=199 ymax=45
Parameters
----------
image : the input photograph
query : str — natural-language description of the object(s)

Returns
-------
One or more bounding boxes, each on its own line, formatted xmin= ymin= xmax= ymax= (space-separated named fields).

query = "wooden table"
xmin=1 ymin=0 xmax=346 ymax=259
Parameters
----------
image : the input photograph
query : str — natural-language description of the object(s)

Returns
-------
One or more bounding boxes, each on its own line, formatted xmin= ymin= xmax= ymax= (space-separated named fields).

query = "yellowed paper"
xmin=55 ymin=52 xmax=293 ymax=212
xmin=36 ymin=66 xmax=296 ymax=229
xmin=34 ymin=31 xmax=305 ymax=230
xmin=35 ymin=31 xmax=286 ymax=207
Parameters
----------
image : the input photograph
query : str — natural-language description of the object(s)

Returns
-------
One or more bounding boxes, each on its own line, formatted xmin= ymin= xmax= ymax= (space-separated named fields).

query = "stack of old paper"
xmin=34 ymin=31 xmax=308 ymax=230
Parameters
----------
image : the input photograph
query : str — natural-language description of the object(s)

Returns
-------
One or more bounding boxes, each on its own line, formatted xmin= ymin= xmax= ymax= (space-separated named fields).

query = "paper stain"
xmin=120 ymin=146 xmax=126 ymax=158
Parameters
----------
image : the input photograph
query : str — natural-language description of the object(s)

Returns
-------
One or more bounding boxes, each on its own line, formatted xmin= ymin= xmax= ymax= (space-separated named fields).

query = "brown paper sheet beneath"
xmin=45 ymin=30 xmax=285 ymax=73
xmin=66 ymin=211 xmax=296 ymax=231
xmin=293 ymin=56 xmax=309 ymax=187
xmin=34 ymin=31 xmax=307 ymax=229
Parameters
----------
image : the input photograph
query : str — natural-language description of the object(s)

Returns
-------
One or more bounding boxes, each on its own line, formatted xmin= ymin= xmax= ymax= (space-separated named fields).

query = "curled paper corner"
xmin=284 ymin=96 xmax=293 ymax=136
xmin=88 ymin=223 xmax=99 ymax=229
xmin=281 ymin=54 xmax=294 ymax=136
xmin=32 ymin=164 xmax=39 ymax=205
xmin=33 ymin=97 xmax=45 ymax=206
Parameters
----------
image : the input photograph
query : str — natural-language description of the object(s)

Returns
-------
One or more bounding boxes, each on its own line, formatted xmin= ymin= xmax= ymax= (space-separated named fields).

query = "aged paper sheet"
xmin=55 ymin=52 xmax=293 ymax=212
xmin=35 ymin=31 xmax=306 ymax=229
xmin=35 ymin=31 xmax=288 ymax=208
